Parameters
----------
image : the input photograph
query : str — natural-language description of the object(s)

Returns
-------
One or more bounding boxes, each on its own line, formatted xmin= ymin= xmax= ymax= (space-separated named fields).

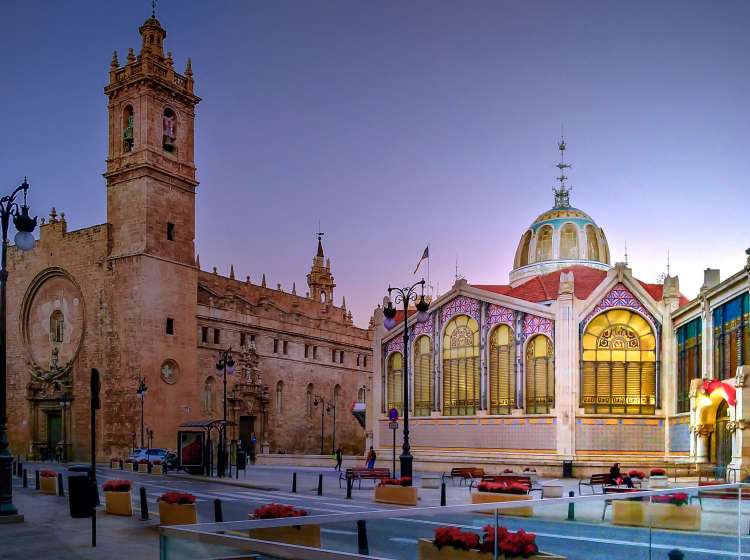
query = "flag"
xmin=413 ymin=245 xmax=429 ymax=274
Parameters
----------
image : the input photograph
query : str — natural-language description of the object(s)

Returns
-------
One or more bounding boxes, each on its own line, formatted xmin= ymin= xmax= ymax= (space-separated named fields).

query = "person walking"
xmin=335 ymin=447 xmax=343 ymax=471
xmin=366 ymin=446 xmax=376 ymax=469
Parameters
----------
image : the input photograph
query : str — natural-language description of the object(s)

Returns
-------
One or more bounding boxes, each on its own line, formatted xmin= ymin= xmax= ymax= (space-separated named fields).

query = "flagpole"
xmin=427 ymin=243 xmax=430 ymax=297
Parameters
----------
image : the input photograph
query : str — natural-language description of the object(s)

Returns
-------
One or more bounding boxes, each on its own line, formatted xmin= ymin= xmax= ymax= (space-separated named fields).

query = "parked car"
xmin=128 ymin=448 xmax=175 ymax=464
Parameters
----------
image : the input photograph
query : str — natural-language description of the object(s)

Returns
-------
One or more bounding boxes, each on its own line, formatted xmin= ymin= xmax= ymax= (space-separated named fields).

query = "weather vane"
xmin=553 ymin=125 xmax=572 ymax=208
xmin=151 ymin=0 xmax=157 ymax=18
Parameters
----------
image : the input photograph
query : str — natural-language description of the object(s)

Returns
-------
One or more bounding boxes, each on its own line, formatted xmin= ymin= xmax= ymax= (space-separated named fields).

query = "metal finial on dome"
xmin=552 ymin=129 xmax=572 ymax=209
xmin=152 ymin=0 xmax=157 ymax=18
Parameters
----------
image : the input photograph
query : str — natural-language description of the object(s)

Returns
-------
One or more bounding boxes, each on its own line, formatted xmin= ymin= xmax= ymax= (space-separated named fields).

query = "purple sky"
xmin=1 ymin=1 xmax=749 ymax=326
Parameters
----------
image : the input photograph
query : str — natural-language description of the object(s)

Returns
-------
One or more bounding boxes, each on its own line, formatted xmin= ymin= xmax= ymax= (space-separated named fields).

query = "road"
xmin=19 ymin=463 xmax=750 ymax=560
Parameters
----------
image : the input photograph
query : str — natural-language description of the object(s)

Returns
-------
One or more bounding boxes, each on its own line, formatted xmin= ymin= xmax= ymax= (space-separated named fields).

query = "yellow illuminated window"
xmin=581 ymin=309 xmax=656 ymax=414
xmin=517 ymin=231 xmax=532 ymax=267
xmin=413 ymin=336 xmax=433 ymax=416
xmin=386 ymin=352 xmax=403 ymax=414
xmin=535 ymin=226 xmax=553 ymax=262
xmin=489 ymin=325 xmax=515 ymax=414
xmin=525 ymin=335 xmax=554 ymax=414
xmin=559 ymin=224 xmax=579 ymax=259
xmin=442 ymin=315 xmax=480 ymax=416
xmin=585 ymin=225 xmax=599 ymax=261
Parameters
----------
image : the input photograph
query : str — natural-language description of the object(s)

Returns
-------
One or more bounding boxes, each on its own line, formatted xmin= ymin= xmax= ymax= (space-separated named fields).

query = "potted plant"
xmin=137 ymin=458 xmax=150 ymax=474
xmin=151 ymin=459 xmax=164 ymax=475
xmin=417 ymin=524 xmax=565 ymax=559
xmin=374 ymin=477 xmax=418 ymax=506
xmin=648 ymin=468 xmax=669 ymax=489
xmin=471 ymin=481 xmax=533 ymax=517
xmin=158 ymin=492 xmax=197 ymax=525
xmin=103 ymin=479 xmax=132 ymax=516
xmin=110 ymin=457 xmax=121 ymax=469
xmin=613 ymin=492 xmax=700 ymax=530
xmin=39 ymin=470 xmax=57 ymax=494
xmin=124 ymin=459 xmax=135 ymax=472
xmin=247 ymin=504 xmax=320 ymax=547
xmin=628 ymin=470 xmax=645 ymax=481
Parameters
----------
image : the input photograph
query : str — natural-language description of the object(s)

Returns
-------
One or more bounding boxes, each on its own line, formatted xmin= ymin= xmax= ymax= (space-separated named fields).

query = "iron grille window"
xmin=525 ymin=335 xmax=554 ymax=414
xmin=713 ymin=293 xmax=750 ymax=380
xmin=489 ymin=325 xmax=515 ymax=414
xmin=676 ymin=317 xmax=702 ymax=413
xmin=442 ymin=315 xmax=480 ymax=416
xmin=413 ymin=335 xmax=433 ymax=416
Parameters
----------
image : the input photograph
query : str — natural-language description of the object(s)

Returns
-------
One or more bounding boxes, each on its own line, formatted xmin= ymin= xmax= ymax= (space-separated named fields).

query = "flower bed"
xmin=158 ymin=492 xmax=198 ymax=525
xmin=417 ymin=525 xmax=565 ymax=559
xmin=473 ymin=482 xmax=532 ymax=517
xmin=628 ymin=470 xmax=645 ymax=480
xmin=152 ymin=460 xmax=164 ymax=475
xmin=378 ymin=476 xmax=412 ymax=487
xmin=374 ymin=481 xmax=418 ymax=506
xmin=103 ymin=480 xmax=132 ymax=516
xmin=39 ymin=470 xmax=57 ymax=494
xmin=137 ymin=459 xmax=150 ymax=473
xmin=648 ymin=468 xmax=669 ymax=488
xmin=248 ymin=504 xmax=320 ymax=547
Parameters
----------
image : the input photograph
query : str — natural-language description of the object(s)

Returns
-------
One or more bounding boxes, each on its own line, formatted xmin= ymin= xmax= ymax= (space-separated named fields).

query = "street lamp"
xmin=0 ymin=178 xmax=37 ymax=518
xmin=58 ymin=393 xmax=71 ymax=463
xmin=382 ymin=279 xmax=428 ymax=485
xmin=215 ymin=349 xmax=235 ymax=477
xmin=136 ymin=377 xmax=147 ymax=448
xmin=330 ymin=393 xmax=337 ymax=455
xmin=313 ymin=395 xmax=329 ymax=456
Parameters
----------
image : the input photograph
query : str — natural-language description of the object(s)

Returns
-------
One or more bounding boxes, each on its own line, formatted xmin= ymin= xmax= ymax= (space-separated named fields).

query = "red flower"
xmin=103 ymin=479 xmax=132 ymax=492
xmin=628 ymin=470 xmax=645 ymax=479
xmin=433 ymin=526 xmax=480 ymax=551
xmin=650 ymin=468 xmax=666 ymax=476
xmin=652 ymin=492 xmax=688 ymax=506
xmin=40 ymin=470 xmax=57 ymax=478
xmin=138 ymin=459 xmax=150 ymax=464
xmin=253 ymin=503 xmax=308 ymax=519
xmin=479 ymin=524 xmax=538 ymax=557
xmin=477 ymin=481 xmax=528 ymax=495
xmin=152 ymin=460 xmax=162 ymax=465
xmin=378 ymin=476 xmax=412 ymax=487
xmin=158 ymin=491 xmax=196 ymax=505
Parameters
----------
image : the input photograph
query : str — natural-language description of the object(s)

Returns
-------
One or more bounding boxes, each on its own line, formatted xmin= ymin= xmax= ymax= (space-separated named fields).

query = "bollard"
xmin=317 ymin=473 xmax=323 ymax=496
xmin=440 ymin=482 xmax=447 ymax=506
xmin=35 ymin=470 xmax=40 ymax=490
xmin=139 ymin=487 xmax=149 ymax=521
xmin=292 ymin=472 xmax=297 ymax=493
xmin=346 ymin=477 xmax=352 ymax=499
xmin=57 ymin=473 xmax=65 ymax=497
xmin=119 ymin=459 xmax=123 ymax=470
xmin=214 ymin=498 xmax=223 ymax=522
xmin=357 ymin=520 xmax=369 ymax=555
xmin=18 ymin=461 xmax=23 ymax=478
xmin=566 ymin=491 xmax=575 ymax=521
xmin=667 ymin=550 xmax=684 ymax=560
xmin=22 ymin=469 xmax=28 ymax=488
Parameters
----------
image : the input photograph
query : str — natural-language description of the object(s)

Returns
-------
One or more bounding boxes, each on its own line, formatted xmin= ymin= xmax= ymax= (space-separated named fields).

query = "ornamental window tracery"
xmin=525 ymin=335 xmax=554 ymax=414
xmin=413 ymin=336 xmax=433 ymax=416
xmin=442 ymin=315 xmax=479 ymax=416
xmin=489 ymin=324 xmax=515 ymax=414
xmin=386 ymin=352 xmax=403 ymax=414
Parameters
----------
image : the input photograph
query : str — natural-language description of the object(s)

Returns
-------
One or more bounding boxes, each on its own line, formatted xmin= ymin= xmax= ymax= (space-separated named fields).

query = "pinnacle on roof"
xmin=553 ymin=134 xmax=572 ymax=209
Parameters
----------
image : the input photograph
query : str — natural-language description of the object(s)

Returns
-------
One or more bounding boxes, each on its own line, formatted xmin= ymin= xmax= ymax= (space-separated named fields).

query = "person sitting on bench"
xmin=610 ymin=463 xmax=634 ymax=488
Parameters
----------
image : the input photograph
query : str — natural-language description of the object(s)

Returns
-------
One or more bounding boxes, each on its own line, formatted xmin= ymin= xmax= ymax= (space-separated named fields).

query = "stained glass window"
xmin=489 ymin=325 xmax=515 ymax=414
xmin=676 ymin=317 xmax=701 ymax=413
xmin=712 ymin=293 xmax=750 ymax=380
xmin=413 ymin=336 xmax=433 ymax=416
xmin=442 ymin=315 xmax=480 ymax=416
xmin=559 ymin=224 xmax=579 ymax=259
xmin=585 ymin=225 xmax=599 ymax=261
xmin=535 ymin=226 xmax=553 ymax=262
xmin=581 ymin=309 xmax=656 ymax=414
xmin=386 ymin=352 xmax=403 ymax=414
xmin=525 ymin=335 xmax=554 ymax=413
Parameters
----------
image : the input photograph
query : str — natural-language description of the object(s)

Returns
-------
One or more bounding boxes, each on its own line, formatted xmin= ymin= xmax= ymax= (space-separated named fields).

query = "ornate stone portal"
xmin=228 ymin=343 xmax=270 ymax=454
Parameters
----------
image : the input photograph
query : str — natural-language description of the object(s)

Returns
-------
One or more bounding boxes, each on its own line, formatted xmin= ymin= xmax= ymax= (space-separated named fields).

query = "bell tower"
xmin=307 ymin=233 xmax=336 ymax=304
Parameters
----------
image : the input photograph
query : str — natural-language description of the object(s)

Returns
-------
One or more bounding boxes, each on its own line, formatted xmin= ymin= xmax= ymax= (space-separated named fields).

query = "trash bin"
xmin=562 ymin=460 xmax=573 ymax=479
xmin=68 ymin=475 xmax=96 ymax=518
xmin=236 ymin=451 xmax=247 ymax=471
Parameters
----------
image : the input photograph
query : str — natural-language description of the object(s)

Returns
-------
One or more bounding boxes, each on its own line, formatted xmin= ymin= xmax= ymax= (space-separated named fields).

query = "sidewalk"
xmin=0 ymin=485 xmax=159 ymax=560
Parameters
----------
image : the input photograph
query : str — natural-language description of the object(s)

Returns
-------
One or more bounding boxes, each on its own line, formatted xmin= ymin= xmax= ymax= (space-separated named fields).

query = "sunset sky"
xmin=1 ymin=0 xmax=749 ymax=326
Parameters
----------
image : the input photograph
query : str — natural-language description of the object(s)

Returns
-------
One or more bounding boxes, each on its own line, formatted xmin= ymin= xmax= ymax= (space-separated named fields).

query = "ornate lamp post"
xmin=382 ymin=279 xmax=429 ymax=485
xmin=59 ymin=393 xmax=71 ymax=463
xmin=0 ymin=178 xmax=37 ymax=518
xmin=136 ymin=377 xmax=147 ymax=448
xmin=215 ymin=349 xmax=235 ymax=477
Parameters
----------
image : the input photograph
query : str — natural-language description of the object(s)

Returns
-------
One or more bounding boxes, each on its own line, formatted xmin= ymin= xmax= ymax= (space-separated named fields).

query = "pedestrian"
xmin=610 ymin=462 xmax=634 ymax=488
xmin=366 ymin=446 xmax=376 ymax=469
xmin=335 ymin=447 xmax=343 ymax=471
xmin=250 ymin=433 xmax=258 ymax=464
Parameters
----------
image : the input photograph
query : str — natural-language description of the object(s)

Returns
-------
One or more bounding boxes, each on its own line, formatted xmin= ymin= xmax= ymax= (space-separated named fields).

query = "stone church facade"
xmin=6 ymin=16 xmax=372 ymax=461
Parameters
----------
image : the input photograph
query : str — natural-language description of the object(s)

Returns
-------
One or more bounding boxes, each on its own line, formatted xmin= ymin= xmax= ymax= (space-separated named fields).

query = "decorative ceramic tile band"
xmin=485 ymin=304 xmax=514 ymax=331
xmin=440 ymin=295 xmax=480 ymax=324
xmin=584 ymin=282 xmax=657 ymax=328
xmin=523 ymin=314 xmax=553 ymax=337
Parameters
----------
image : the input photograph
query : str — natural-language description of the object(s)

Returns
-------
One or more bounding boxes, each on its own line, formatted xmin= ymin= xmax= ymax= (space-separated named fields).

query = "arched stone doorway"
xmin=714 ymin=401 xmax=732 ymax=469
xmin=690 ymin=377 xmax=739 ymax=471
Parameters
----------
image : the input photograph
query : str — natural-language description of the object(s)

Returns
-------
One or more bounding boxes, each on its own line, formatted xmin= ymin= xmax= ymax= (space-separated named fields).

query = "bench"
xmin=601 ymin=486 xmax=642 ymax=520
xmin=579 ymin=473 xmax=612 ymax=495
xmin=689 ymin=481 xmax=750 ymax=509
xmin=442 ymin=467 xmax=485 ymax=486
xmin=339 ymin=468 xmax=391 ymax=489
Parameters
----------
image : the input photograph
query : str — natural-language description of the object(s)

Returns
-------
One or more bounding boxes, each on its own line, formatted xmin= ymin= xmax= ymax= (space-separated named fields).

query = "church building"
xmin=371 ymin=139 xmax=750 ymax=475
xmin=6 ymin=16 xmax=372 ymax=461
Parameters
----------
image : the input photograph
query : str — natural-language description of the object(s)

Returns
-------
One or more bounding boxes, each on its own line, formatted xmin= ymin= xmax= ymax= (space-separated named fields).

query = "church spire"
xmin=553 ymin=131 xmax=572 ymax=209
xmin=307 ymin=232 xmax=335 ymax=304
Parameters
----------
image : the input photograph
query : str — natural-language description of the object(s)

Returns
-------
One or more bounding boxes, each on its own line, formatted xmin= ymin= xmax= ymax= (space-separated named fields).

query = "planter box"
xmin=124 ymin=462 xmax=135 ymax=472
xmin=471 ymin=492 xmax=533 ymax=517
xmin=158 ymin=502 xmax=198 ymax=526
xmin=40 ymin=476 xmax=57 ymax=495
xmin=248 ymin=524 xmax=321 ymax=547
xmin=152 ymin=464 xmax=164 ymax=475
xmin=110 ymin=460 xmax=120 ymax=469
xmin=541 ymin=484 xmax=563 ymax=499
xmin=105 ymin=491 xmax=133 ymax=516
xmin=137 ymin=463 xmax=149 ymax=474
xmin=612 ymin=501 xmax=700 ymax=531
xmin=422 ymin=475 xmax=441 ymax=489
xmin=647 ymin=475 xmax=669 ymax=489
xmin=417 ymin=539 xmax=566 ymax=559
xmin=374 ymin=485 xmax=418 ymax=506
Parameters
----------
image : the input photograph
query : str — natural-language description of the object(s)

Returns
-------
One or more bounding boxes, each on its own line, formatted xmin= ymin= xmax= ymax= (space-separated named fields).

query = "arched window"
xmin=676 ymin=317 xmax=701 ymax=413
xmin=357 ymin=386 xmax=366 ymax=402
xmin=50 ymin=310 xmax=64 ymax=344
xmin=600 ymin=230 xmax=610 ymax=264
xmin=386 ymin=352 xmax=403 ymax=414
xmin=489 ymin=325 xmax=515 ymax=414
xmin=517 ymin=231 xmax=532 ymax=267
xmin=535 ymin=226 xmax=553 ymax=262
xmin=559 ymin=224 xmax=579 ymax=259
xmin=525 ymin=335 xmax=554 ymax=414
xmin=306 ymin=384 xmax=314 ymax=416
xmin=413 ymin=336 xmax=433 ymax=416
xmin=163 ymin=107 xmax=176 ymax=152
xmin=275 ymin=381 xmax=283 ymax=414
xmin=442 ymin=315 xmax=480 ymax=416
xmin=122 ymin=105 xmax=134 ymax=152
xmin=712 ymin=293 xmax=749 ymax=380
xmin=334 ymin=384 xmax=341 ymax=407
xmin=585 ymin=225 xmax=599 ymax=261
xmin=204 ymin=377 xmax=216 ymax=413
xmin=581 ymin=309 xmax=656 ymax=414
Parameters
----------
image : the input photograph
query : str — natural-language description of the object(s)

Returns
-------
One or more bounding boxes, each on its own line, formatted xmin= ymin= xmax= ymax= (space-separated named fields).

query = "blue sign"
xmin=388 ymin=408 xmax=399 ymax=422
